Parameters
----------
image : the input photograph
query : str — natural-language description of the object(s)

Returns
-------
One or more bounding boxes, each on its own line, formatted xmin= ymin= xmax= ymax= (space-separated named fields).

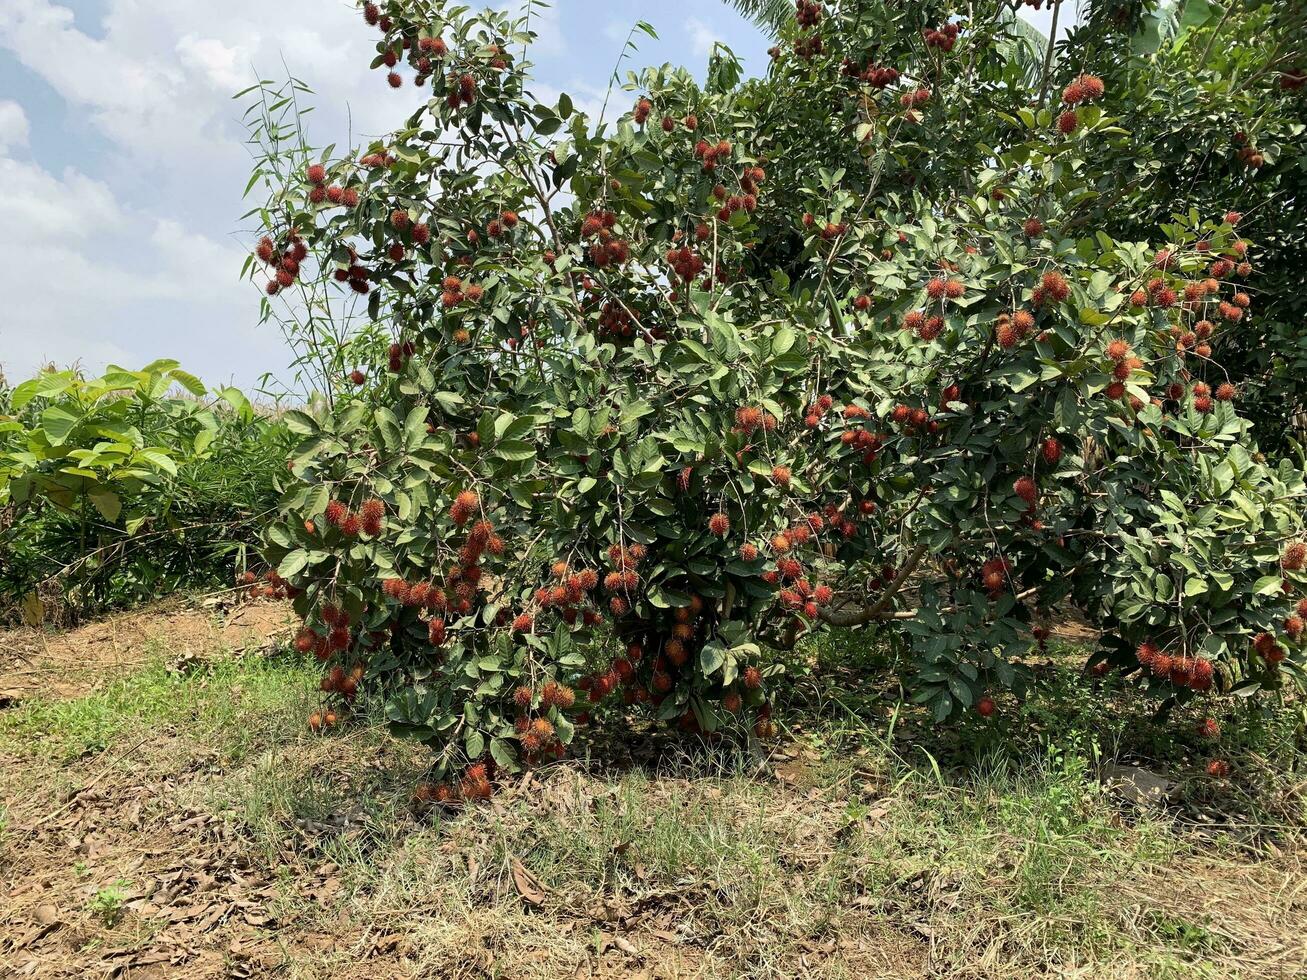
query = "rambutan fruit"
xmin=1023 ymin=217 xmax=1044 ymax=237
xmin=996 ymin=322 xmax=1018 ymax=348
xmin=1206 ymin=759 xmax=1231 ymax=779
xmin=1040 ymin=269 xmax=1070 ymax=302
xmin=975 ymin=696 xmax=995 ymax=718
xmin=306 ymin=163 xmax=327 ymax=185
xmin=450 ymin=489 xmax=479 ymax=525
xmin=1281 ymin=540 xmax=1306 ymax=571
xmin=1286 ymin=615 xmax=1306 ymax=641
xmin=1105 ymin=381 xmax=1126 ymax=400
xmin=1056 ymin=110 xmax=1079 ymax=135
xmin=512 ymin=612 xmax=534 ymax=633
xmin=708 ymin=512 xmax=731 ymax=536
xmin=387 ymin=71 xmax=402 ymax=88
xmin=771 ymin=465 xmax=791 ymax=487
xmin=340 ymin=513 xmax=361 ymax=537
xmin=743 ymin=665 xmax=762 ymax=689
xmin=1013 ymin=476 xmax=1038 ymax=506
xmin=1041 ymin=437 xmax=1062 ymax=465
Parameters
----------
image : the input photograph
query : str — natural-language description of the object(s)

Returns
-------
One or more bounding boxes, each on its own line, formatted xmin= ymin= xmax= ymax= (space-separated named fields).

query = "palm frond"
xmin=719 ymin=0 xmax=796 ymax=37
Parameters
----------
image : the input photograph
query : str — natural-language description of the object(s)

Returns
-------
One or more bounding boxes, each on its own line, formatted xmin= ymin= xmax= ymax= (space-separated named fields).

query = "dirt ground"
xmin=1 ymin=601 xmax=1304 ymax=979
xmin=0 ymin=597 xmax=295 ymax=705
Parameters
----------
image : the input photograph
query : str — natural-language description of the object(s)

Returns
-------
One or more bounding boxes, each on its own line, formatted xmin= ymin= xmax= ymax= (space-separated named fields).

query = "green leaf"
xmin=278 ymin=549 xmax=310 ymax=578
xmin=88 ymin=486 xmax=122 ymax=522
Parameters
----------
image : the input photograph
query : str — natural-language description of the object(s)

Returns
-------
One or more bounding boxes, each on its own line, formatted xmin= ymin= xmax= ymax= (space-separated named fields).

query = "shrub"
xmin=251 ymin=0 xmax=1307 ymax=792
xmin=0 ymin=362 xmax=285 ymax=620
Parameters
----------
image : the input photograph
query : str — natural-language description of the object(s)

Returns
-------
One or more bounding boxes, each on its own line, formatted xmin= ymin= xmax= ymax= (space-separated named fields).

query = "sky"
xmin=0 ymin=1 xmax=1061 ymax=395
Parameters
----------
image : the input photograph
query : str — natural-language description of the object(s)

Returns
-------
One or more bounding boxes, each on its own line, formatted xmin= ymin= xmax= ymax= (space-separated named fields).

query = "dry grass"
xmin=0 ymin=605 xmax=1305 ymax=978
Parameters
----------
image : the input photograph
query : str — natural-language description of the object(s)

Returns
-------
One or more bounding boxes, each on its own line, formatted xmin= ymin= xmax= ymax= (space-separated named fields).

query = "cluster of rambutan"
xmin=255 ymin=234 xmax=309 ymax=297
xmin=511 ymin=685 xmax=573 ymax=760
xmin=413 ymin=761 xmax=497 ymax=808
xmin=294 ymin=602 xmax=355 ymax=662
xmin=633 ymin=97 xmax=653 ymax=125
xmin=576 ymin=640 xmax=647 ymax=707
xmin=440 ymin=274 xmax=483 ymax=309
xmin=693 ymin=138 xmax=733 ymax=172
xmin=443 ymin=72 xmax=477 ymax=109
xmin=994 ymin=309 xmax=1037 ymax=348
xmin=665 ymin=245 xmax=705 ymax=282
xmin=776 ymin=576 xmax=835 ymax=621
xmin=579 ymin=210 xmax=630 ymax=267
xmin=713 ymin=186 xmax=759 ymax=223
xmin=531 ymin=560 xmax=606 ymax=625
xmin=1101 ymin=338 xmax=1143 ymax=400
xmin=803 ymin=393 xmax=835 ymax=428
xmin=319 ymin=661 xmax=364 ymax=702
xmin=840 ymin=56 xmax=901 ymax=89
xmin=359 ymin=149 xmax=395 ymax=169
xmin=601 ymin=544 xmax=647 ymax=617
xmin=1134 ymin=642 xmax=1216 ymax=690
xmin=331 ymin=253 xmax=373 ymax=295
xmin=597 ymin=300 xmax=639 ymax=339
xmin=236 ymin=568 xmax=296 ymax=601
xmin=794 ymin=34 xmax=824 ymax=60
xmin=1236 ymin=145 xmax=1265 ymax=169
xmin=307 ymin=708 xmax=340 ymax=733
xmin=923 ymin=22 xmax=960 ymax=51
xmin=1055 ymin=73 xmax=1104 ymax=136
xmin=1252 ymin=630 xmax=1287 ymax=665
xmin=815 ymin=218 xmax=850 ymax=240
xmin=795 ymin=0 xmax=822 ymax=27
xmin=734 ymin=405 xmax=779 ymax=434
xmin=902 ymin=309 xmax=945 ymax=342
xmin=1031 ymin=269 xmax=1070 ymax=307
xmin=1061 ymin=73 xmax=1105 ymax=106
xmin=320 ymin=497 xmax=385 ymax=538
xmin=385 ymin=340 xmax=417 ymax=373
xmin=899 ymin=86 xmax=931 ymax=110
xmin=304 ymin=162 xmax=360 ymax=210
xmin=979 ymin=556 xmax=1012 ymax=598
xmin=485 ymin=209 xmax=519 ymax=239
xmin=889 ymin=403 xmax=937 ymax=436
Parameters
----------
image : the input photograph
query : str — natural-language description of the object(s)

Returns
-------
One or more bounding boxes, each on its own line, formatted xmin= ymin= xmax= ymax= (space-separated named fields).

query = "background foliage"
xmin=0 ymin=363 xmax=288 ymax=621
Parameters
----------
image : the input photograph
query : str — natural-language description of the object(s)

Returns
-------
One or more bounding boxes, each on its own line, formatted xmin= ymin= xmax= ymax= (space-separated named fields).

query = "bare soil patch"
xmin=0 ymin=598 xmax=294 ymax=705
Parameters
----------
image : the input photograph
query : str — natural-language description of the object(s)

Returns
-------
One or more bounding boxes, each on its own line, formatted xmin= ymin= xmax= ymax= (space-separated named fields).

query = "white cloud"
xmin=176 ymin=34 xmax=251 ymax=91
xmin=685 ymin=16 xmax=718 ymax=58
xmin=0 ymin=148 xmax=289 ymax=384
xmin=0 ymin=100 xmax=29 ymax=150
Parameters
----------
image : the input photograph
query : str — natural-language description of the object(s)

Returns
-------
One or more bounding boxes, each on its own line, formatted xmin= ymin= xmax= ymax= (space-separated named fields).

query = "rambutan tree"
xmin=248 ymin=0 xmax=1307 ymax=795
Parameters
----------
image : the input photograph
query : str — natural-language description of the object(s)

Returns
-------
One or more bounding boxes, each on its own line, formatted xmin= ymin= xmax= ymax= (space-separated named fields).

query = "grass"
xmin=1 ymin=628 xmax=1303 ymax=979
xmin=0 ymin=642 xmax=318 ymax=760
